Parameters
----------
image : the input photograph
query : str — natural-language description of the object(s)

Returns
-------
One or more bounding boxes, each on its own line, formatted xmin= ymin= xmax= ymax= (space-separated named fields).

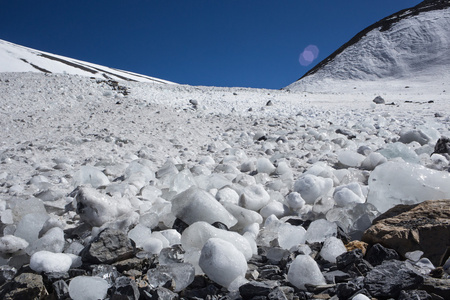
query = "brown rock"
xmin=345 ymin=241 xmax=369 ymax=255
xmin=0 ymin=273 xmax=48 ymax=300
xmin=362 ymin=199 xmax=450 ymax=266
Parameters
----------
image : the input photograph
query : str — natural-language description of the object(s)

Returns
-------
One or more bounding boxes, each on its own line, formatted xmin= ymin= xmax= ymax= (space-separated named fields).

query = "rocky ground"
xmin=0 ymin=73 xmax=449 ymax=299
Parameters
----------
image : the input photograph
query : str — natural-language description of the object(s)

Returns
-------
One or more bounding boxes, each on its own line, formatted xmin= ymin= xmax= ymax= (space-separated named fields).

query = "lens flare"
xmin=299 ymin=45 xmax=319 ymax=66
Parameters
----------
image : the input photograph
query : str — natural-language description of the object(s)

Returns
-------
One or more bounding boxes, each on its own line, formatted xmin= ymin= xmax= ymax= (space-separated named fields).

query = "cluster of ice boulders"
xmin=1 ymin=122 xmax=450 ymax=292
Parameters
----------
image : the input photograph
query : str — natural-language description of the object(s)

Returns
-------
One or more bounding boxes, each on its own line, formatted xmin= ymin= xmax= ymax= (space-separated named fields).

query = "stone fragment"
xmin=372 ymin=96 xmax=385 ymax=104
xmin=52 ymin=279 xmax=70 ymax=300
xmin=362 ymin=199 xmax=450 ymax=266
xmin=420 ymin=277 xmax=450 ymax=299
xmin=267 ymin=286 xmax=295 ymax=300
xmin=239 ymin=280 xmax=279 ymax=299
xmin=397 ymin=289 xmax=432 ymax=300
xmin=0 ymin=273 xmax=48 ymax=300
xmin=81 ymin=228 xmax=135 ymax=264
xmin=336 ymin=249 xmax=373 ymax=276
xmin=111 ymin=276 xmax=140 ymax=300
xmin=364 ymin=243 xmax=399 ymax=266
xmin=363 ymin=260 xmax=423 ymax=298
xmin=345 ymin=241 xmax=368 ymax=255
xmin=335 ymin=277 xmax=365 ymax=300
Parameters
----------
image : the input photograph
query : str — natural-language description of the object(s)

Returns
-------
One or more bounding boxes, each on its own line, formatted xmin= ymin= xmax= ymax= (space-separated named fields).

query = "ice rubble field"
xmin=0 ymin=72 xmax=450 ymax=295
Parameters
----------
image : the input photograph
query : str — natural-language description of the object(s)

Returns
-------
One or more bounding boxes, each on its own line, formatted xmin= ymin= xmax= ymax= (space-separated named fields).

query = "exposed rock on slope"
xmin=0 ymin=39 xmax=174 ymax=84
xmin=286 ymin=0 xmax=450 ymax=92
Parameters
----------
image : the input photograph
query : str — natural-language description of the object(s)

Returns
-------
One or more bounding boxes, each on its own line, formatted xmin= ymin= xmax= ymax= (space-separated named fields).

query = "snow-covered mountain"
xmin=0 ymin=39 xmax=174 ymax=84
xmin=286 ymin=0 xmax=450 ymax=92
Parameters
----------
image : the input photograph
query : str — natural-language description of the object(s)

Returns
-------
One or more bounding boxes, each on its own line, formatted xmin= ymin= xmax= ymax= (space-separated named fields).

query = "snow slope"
xmin=0 ymin=39 xmax=174 ymax=84
xmin=286 ymin=0 xmax=450 ymax=93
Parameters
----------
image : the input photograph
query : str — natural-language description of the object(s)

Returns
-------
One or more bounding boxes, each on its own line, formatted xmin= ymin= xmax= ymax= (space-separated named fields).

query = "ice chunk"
xmin=11 ymin=198 xmax=46 ymax=222
xmin=159 ymin=229 xmax=181 ymax=246
xmin=352 ymin=294 xmax=371 ymax=300
xmin=75 ymin=186 xmax=133 ymax=227
xmin=378 ymin=142 xmax=419 ymax=163
xmin=72 ymin=165 xmax=110 ymax=188
xmin=181 ymin=221 xmax=253 ymax=260
xmin=171 ymin=169 xmax=196 ymax=193
xmin=333 ymin=182 xmax=365 ymax=207
xmin=0 ymin=235 xmax=29 ymax=254
xmin=337 ymin=150 xmax=366 ymax=168
xmin=293 ymin=174 xmax=333 ymax=204
xmin=399 ymin=129 xmax=431 ymax=145
xmin=142 ymin=238 xmax=163 ymax=255
xmin=239 ymin=184 xmax=271 ymax=211
xmin=215 ymin=187 xmax=240 ymax=205
xmin=171 ymin=186 xmax=237 ymax=228
xmin=222 ymin=202 xmax=263 ymax=231
xmin=199 ymin=238 xmax=247 ymax=290
xmin=30 ymin=251 xmax=72 ymax=273
xmin=27 ymin=227 xmax=65 ymax=255
xmin=286 ymin=192 xmax=305 ymax=210
xmin=260 ymin=201 xmax=286 ymax=219
xmin=128 ymin=224 xmax=152 ymax=249
xmin=305 ymin=219 xmax=337 ymax=243
xmin=278 ymin=223 xmax=306 ymax=250
xmin=147 ymin=263 xmax=195 ymax=292
xmin=69 ymin=276 xmax=109 ymax=300
xmin=287 ymin=255 xmax=326 ymax=290
xmin=319 ymin=236 xmax=347 ymax=263
xmin=361 ymin=152 xmax=387 ymax=170
xmin=256 ymin=157 xmax=276 ymax=174
xmin=14 ymin=212 xmax=49 ymax=244
xmin=368 ymin=161 xmax=450 ymax=213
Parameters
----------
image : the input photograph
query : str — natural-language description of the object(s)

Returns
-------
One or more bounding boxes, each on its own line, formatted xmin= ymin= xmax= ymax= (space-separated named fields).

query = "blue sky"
xmin=0 ymin=0 xmax=423 ymax=89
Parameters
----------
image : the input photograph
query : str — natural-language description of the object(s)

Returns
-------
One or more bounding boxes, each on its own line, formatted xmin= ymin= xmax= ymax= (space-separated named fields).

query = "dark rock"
xmin=398 ymin=289 xmax=432 ymax=300
xmin=365 ymin=243 xmax=400 ymax=266
xmin=362 ymin=199 xmax=450 ymax=266
xmin=335 ymin=128 xmax=356 ymax=139
xmin=335 ymin=276 xmax=364 ymax=300
xmin=431 ymin=137 xmax=450 ymax=156
xmin=336 ymin=249 xmax=373 ymax=276
xmin=0 ymin=272 xmax=48 ymax=299
xmin=181 ymin=284 xmax=220 ymax=299
xmin=373 ymin=96 xmax=385 ymax=104
xmin=421 ymin=277 xmax=450 ymax=299
xmin=68 ymin=268 xmax=88 ymax=278
xmin=111 ymin=276 xmax=140 ymax=300
xmin=267 ymin=286 xmax=295 ymax=300
xmin=52 ymin=279 xmax=70 ymax=300
xmin=113 ymin=257 xmax=153 ymax=273
xmin=0 ymin=265 xmax=17 ymax=285
xmin=323 ymin=270 xmax=351 ymax=284
xmin=81 ymin=228 xmax=136 ymax=264
xmin=211 ymin=221 xmax=229 ymax=231
xmin=259 ymin=265 xmax=281 ymax=279
xmin=363 ymin=260 xmax=424 ymax=298
xmin=239 ymin=280 xmax=279 ymax=299
xmin=172 ymin=218 xmax=189 ymax=234
xmin=266 ymin=100 xmax=273 ymax=106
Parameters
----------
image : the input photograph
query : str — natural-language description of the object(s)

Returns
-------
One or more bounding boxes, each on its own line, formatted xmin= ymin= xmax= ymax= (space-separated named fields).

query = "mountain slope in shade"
xmin=286 ymin=0 xmax=450 ymax=92
xmin=0 ymin=39 xmax=174 ymax=84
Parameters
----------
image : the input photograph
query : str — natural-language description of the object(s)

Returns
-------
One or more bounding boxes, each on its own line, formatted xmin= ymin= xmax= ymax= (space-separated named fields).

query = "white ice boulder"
xmin=286 ymin=192 xmax=306 ymax=210
xmin=27 ymin=227 xmax=65 ymax=255
xmin=278 ymin=223 xmax=306 ymax=250
xmin=72 ymin=165 xmax=110 ymax=188
xmin=14 ymin=212 xmax=49 ymax=244
xmin=0 ymin=235 xmax=29 ymax=254
xmin=256 ymin=157 xmax=276 ymax=174
xmin=215 ymin=187 xmax=240 ymax=205
xmin=293 ymin=174 xmax=333 ymax=204
xmin=361 ymin=152 xmax=387 ymax=170
xmin=75 ymin=186 xmax=133 ymax=227
xmin=319 ymin=236 xmax=347 ymax=263
xmin=222 ymin=202 xmax=263 ymax=230
xmin=181 ymin=221 xmax=253 ymax=260
xmin=69 ymin=276 xmax=109 ymax=300
xmin=128 ymin=224 xmax=152 ymax=249
xmin=287 ymin=255 xmax=326 ymax=290
xmin=30 ymin=251 xmax=72 ymax=273
xmin=337 ymin=150 xmax=366 ymax=168
xmin=239 ymin=184 xmax=271 ymax=211
xmin=171 ymin=186 xmax=237 ymax=228
xmin=378 ymin=142 xmax=419 ymax=164
xmin=333 ymin=182 xmax=365 ymax=207
xmin=368 ymin=161 xmax=450 ymax=213
xmin=199 ymin=238 xmax=247 ymax=290
xmin=305 ymin=219 xmax=337 ymax=244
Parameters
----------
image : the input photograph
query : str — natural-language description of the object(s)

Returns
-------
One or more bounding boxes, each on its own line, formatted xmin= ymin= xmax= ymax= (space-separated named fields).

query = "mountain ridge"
xmin=0 ymin=39 xmax=174 ymax=84
xmin=286 ymin=0 xmax=450 ymax=91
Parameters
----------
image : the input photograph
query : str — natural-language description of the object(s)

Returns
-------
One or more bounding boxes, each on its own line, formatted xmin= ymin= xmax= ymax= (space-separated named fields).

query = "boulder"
xmin=362 ymin=199 xmax=450 ymax=266
xmin=81 ymin=228 xmax=136 ymax=264
xmin=0 ymin=273 xmax=48 ymax=299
